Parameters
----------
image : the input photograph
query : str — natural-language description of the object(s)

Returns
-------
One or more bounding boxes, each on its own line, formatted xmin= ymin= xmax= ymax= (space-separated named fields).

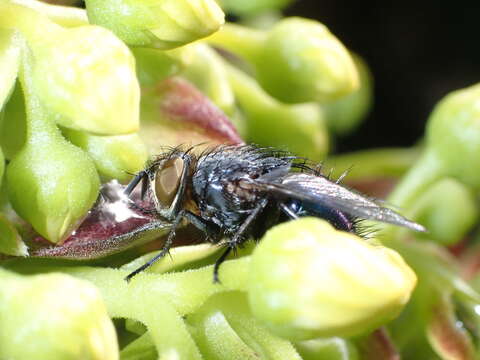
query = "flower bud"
xmin=32 ymin=25 xmax=140 ymax=135
xmin=85 ymin=0 xmax=224 ymax=49
xmin=7 ymin=61 xmax=100 ymax=243
xmin=413 ymin=179 xmax=478 ymax=245
xmin=0 ymin=28 xmax=22 ymax=110
xmin=248 ymin=218 xmax=417 ymax=340
xmin=63 ymin=129 xmax=148 ymax=182
xmin=208 ymin=18 xmax=358 ymax=104
xmin=324 ymin=53 xmax=373 ymax=136
xmin=7 ymin=134 xmax=100 ymax=243
xmin=256 ymin=17 xmax=358 ymax=103
xmin=0 ymin=269 xmax=118 ymax=360
xmin=389 ymin=83 xmax=480 ymax=210
xmin=426 ymin=83 xmax=480 ymax=188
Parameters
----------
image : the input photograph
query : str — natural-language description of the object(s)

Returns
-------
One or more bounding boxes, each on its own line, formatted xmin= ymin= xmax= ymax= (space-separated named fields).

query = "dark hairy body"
xmin=124 ymin=145 xmax=425 ymax=282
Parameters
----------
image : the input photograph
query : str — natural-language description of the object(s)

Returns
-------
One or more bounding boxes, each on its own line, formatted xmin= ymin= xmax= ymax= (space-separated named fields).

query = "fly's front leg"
xmin=124 ymin=210 xmax=218 ymax=282
xmin=213 ymin=198 xmax=269 ymax=283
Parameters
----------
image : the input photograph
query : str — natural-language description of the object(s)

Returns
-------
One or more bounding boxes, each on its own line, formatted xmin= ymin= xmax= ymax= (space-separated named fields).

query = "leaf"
xmin=140 ymin=76 xmax=242 ymax=155
xmin=28 ymin=180 xmax=169 ymax=259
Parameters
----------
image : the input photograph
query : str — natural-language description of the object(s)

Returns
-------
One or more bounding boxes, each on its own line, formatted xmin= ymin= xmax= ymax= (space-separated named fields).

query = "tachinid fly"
xmin=124 ymin=145 xmax=425 ymax=282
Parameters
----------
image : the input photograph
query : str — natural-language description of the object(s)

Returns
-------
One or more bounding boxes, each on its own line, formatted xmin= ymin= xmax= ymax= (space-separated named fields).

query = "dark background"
xmin=286 ymin=1 xmax=480 ymax=152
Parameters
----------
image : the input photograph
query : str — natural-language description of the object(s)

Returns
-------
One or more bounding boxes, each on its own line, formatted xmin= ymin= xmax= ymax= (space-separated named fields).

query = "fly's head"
xmin=127 ymin=148 xmax=195 ymax=221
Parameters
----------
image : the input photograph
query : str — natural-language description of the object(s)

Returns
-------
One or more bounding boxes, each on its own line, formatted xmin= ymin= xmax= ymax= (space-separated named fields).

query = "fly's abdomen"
xmin=285 ymin=199 xmax=355 ymax=232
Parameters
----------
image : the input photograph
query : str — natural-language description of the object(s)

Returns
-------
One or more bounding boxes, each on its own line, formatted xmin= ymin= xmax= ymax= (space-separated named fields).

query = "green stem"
xmin=325 ymin=147 xmax=421 ymax=181
xmin=207 ymin=22 xmax=265 ymax=62
xmin=17 ymin=47 xmax=60 ymax=144
xmin=225 ymin=61 xmax=275 ymax=111
xmin=387 ymin=149 xmax=444 ymax=211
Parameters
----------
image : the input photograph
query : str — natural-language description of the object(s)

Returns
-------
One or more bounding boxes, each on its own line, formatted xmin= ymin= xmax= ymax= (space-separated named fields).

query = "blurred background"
xmin=287 ymin=0 xmax=480 ymax=153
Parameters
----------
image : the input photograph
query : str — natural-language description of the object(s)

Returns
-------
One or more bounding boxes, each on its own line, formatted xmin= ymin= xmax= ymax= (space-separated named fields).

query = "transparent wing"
xmin=253 ymin=173 xmax=426 ymax=232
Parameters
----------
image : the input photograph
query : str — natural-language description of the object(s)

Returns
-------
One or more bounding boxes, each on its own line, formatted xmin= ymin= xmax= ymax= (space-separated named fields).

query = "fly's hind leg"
xmin=213 ymin=198 xmax=269 ymax=283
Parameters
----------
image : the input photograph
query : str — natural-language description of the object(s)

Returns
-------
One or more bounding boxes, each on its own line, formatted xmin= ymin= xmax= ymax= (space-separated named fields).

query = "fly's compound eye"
xmin=153 ymin=157 xmax=184 ymax=208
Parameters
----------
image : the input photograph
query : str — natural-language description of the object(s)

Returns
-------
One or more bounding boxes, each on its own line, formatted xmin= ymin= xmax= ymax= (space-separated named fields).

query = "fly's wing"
xmin=252 ymin=173 xmax=426 ymax=232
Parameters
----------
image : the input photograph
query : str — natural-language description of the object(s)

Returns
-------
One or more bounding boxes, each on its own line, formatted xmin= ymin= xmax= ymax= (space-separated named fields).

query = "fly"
xmin=123 ymin=145 xmax=425 ymax=282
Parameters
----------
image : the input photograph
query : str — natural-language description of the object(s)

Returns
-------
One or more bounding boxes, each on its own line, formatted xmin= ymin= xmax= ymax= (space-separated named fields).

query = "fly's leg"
xmin=213 ymin=247 xmax=232 ymax=283
xmin=279 ymin=202 xmax=299 ymax=219
xmin=213 ymin=198 xmax=268 ymax=283
xmin=124 ymin=210 xmax=217 ymax=282
xmin=124 ymin=170 xmax=149 ymax=198
xmin=123 ymin=170 xmax=157 ymax=214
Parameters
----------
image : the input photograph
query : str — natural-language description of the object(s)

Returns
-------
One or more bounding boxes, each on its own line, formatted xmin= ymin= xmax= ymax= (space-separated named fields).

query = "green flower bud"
xmin=208 ymin=18 xmax=358 ymax=103
xmin=426 ymin=83 xmax=480 ymax=187
xmin=389 ymin=83 xmax=480 ymax=211
xmin=0 ymin=269 xmax=118 ymax=360
xmin=7 ymin=56 xmax=100 ymax=243
xmin=85 ymin=0 xmax=224 ymax=49
xmin=226 ymin=63 xmax=329 ymax=160
xmin=412 ymin=179 xmax=478 ymax=245
xmin=0 ymin=3 xmax=140 ymax=135
xmin=0 ymin=28 xmax=22 ymax=111
xmin=324 ymin=53 xmax=373 ymax=135
xmin=218 ymin=0 xmax=293 ymax=16
xmin=63 ymin=128 xmax=148 ymax=182
xmin=257 ymin=18 xmax=358 ymax=103
xmin=248 ymin=218 xmax=417 ymax=340
xmin=31 ymin=25 xmax=140 ymax=135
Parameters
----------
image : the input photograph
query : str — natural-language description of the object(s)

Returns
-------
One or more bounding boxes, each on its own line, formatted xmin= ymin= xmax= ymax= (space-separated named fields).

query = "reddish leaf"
xmin=426 ymin=294 xmax=475 ymax=360
xmin=27 ymin=181 xmax=170 ymax=260
xmin=357 ymin=328 xmax=400 ymax=360
xmin=140 ymin=76 xmax=243 ymax=154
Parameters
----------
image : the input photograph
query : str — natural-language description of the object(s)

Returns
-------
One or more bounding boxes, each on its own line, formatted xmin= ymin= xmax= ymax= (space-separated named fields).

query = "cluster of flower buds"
xmin=4 ymin=0 xmax=480 ymax=359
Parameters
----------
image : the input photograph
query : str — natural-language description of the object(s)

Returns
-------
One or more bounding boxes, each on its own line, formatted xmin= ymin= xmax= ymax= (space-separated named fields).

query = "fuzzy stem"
xmin=207 ymin=22 xmax=265 ymax=62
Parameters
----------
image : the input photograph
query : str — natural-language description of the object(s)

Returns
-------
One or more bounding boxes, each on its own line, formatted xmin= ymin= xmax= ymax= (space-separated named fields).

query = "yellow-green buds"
xmin=248 ymin=218 xmax=417 ymax=340
xmin=7 ymin=124 xmax=100 ymax=243
xmin=389 ymin=83 xmax=480 ymax=211
xmin=0 ymin=269 xmax=118 ymax=360
xmin=85 ymin=0 xmax=224 ymax=49
xmin=6 ymin=57 xmax=100 ymax=243
xmin=63 ymin=129 xmax=148 ymax=182
xmin=256 ymin=17 xmax=358 ymax=103
xmin=324 ymin=53 xmax=373 ymax=136
xmin=426 ymin=83 xmax=480 ymax=188
xmin=413 ymin=179 xmax=478 ymax=245
xmin=208 ymin=18 xmax=358 ymax=104
xmin=31 ymin=25 xmax=140 ymax=135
